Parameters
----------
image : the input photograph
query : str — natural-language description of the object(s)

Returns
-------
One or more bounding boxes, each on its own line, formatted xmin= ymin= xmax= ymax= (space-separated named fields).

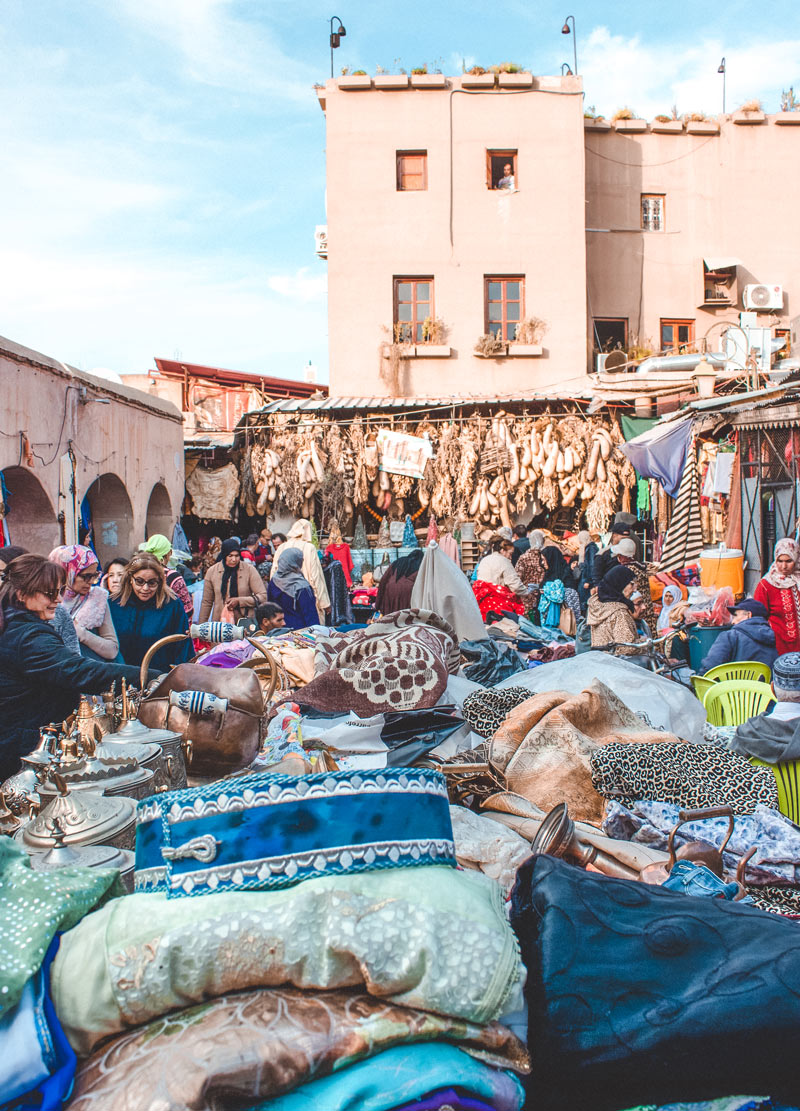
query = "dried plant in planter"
xmin=514 ymin=317 xmax=548 ymax=344
xmin=474 ymin=333 xmax=506 ymax=357
xmin=421 ymin=316 xmax=447 ymax=344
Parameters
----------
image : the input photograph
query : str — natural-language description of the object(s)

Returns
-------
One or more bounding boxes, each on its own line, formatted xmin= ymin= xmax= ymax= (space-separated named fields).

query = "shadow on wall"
xmin=145 ymin=482 xmax=173 ymax=542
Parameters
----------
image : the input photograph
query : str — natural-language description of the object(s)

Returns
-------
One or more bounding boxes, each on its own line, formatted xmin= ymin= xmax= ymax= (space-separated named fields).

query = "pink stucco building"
xmin=317 ymin=74 xmax=800 ymax=397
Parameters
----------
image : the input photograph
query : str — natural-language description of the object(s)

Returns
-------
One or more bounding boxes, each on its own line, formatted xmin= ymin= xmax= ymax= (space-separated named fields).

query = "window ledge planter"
xmin=506 ymin=344 xmax=543 ymax=357
xmin=338 ymin=75 xmax=372 ymax=90
xmin=410 ymin=73 xmax=447 ymax=88
xmin=614 ymin=118 xmax=648 ymax=132
xmin=651 ymin=120 xmax=683 ymax=133
xmin=374 ymin=74 xmax=409 ymax=89
xmin=775 ymin=112 xmax=800 ymax=125
xmin=498 ymin=72 xmax=533 ymax=88
xmin=462 ymin=73 xmax=496 ymax=88
xmin=584 ymin=118 xmax=611 ymax=131
xmin=686 ymin=120 xmax=719 ymax=134
xmin=732 ymin=111 xmax=766 ymax=125
xmin=410 ymin=345 xmax=451 ymax=357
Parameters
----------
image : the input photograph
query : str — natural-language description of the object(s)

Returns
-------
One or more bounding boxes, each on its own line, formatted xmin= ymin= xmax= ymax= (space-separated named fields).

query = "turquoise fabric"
xmin=248 ymin=1043 xmax=525 ymax=1111
xmin=0 ymin=838 xmax=121 ymax=1020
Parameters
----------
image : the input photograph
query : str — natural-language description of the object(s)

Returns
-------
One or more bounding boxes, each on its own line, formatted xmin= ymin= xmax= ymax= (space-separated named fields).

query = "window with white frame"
xmin=641 ymin=194 xmax=665 ymax=232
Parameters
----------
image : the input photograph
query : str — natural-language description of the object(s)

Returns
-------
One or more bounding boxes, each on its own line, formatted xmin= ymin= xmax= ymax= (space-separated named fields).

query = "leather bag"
xmin=138 ymin=664 xmax=264 ymax=778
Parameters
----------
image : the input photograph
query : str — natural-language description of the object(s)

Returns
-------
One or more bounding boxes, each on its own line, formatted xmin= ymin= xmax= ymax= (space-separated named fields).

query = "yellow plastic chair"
xmin=750 ymin=758 xmax=800 ymax=824
xmin=704 ymin=679 xmax=776 ymax=726
xmin=703 ymin=661 xmax=772 ymax=685
xmin=691 ymin=675 xmax=715 ymax=703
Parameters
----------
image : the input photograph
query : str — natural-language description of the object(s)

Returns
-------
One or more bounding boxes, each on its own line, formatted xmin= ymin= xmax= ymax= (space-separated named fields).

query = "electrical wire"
xmin=584 ymin=134 xmax=717 ymax=167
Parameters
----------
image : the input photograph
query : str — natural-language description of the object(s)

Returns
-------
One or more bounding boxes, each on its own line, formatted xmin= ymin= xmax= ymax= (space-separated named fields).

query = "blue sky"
xmin=1 ymin=0 xmax=798 ymax=383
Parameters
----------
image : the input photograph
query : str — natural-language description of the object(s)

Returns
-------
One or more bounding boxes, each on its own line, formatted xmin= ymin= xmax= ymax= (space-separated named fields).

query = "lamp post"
xmin=561 ymin=15 xmax=577 ymax=76
xmin=329 ymin=16 xmax=346 ymax=79
xmin=718 ymin=57 xmax=726 ymax=115
xmin=561 ymin=63 xmax=573 ymax=76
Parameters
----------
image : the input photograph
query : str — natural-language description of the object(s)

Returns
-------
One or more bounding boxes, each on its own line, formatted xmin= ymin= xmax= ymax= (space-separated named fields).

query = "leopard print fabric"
xmin=463 ymin=687 xmax=532 ymax=739
xmin=591 ymin=741 xmax=779 ymax=815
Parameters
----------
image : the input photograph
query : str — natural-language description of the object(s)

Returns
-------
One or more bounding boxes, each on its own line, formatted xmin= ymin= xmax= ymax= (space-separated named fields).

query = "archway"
xmin=84 ymin=473 xmax=133 ymax=565
xmin=145 ymin=483 xmax=173 ymax=542
xmin=1 ymin=467 xmax=59 ymax=555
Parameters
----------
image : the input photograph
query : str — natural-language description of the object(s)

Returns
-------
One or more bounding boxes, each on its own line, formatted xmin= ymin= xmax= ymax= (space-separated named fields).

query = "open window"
xmin=593 ymin=318 xmax=628 ymax=353
xmin=487 ymin=150 xmax=517 ymax=190
xmin=396 ymin=151 xmax=427 ymax=191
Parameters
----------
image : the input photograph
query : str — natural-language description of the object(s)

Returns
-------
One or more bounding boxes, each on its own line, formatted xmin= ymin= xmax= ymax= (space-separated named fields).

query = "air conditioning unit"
xmin=314 ymin=224 xmax=328 ymax=260
xmin=743 ymin=283 xmax=783 ymax=311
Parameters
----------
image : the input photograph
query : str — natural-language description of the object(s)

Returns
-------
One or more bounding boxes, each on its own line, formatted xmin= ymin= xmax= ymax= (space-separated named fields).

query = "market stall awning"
xmin=618 ymin=416 xmax=692 ymax=496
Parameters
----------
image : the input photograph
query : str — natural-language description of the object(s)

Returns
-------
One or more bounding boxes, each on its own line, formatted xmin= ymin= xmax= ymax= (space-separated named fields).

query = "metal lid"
xmin=105 ymin=720 xmax=182 ymax=746
xmin=28 ymin=819 xmax=134 ymax=874
xmin=18 ymin=773 xmax=136 ymax=850
xmin=95 ymin=739 xmax=161 ymax=764
xmin=36 ymin=764 xmax=153 ymax=803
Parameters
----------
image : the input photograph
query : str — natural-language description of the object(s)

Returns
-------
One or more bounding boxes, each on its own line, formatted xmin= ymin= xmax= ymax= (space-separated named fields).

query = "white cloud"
xmin=267 ymin=268 xmax=328 ymax=302
xmin=580 ymin=27 xmax=800 ymax=119
xmin=114 ymin=0 xmax=318 ymax=101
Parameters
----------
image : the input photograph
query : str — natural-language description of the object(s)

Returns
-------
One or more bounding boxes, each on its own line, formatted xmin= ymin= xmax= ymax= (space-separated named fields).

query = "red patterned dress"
xmin=754 ymin=578 xmax=800 ymax=656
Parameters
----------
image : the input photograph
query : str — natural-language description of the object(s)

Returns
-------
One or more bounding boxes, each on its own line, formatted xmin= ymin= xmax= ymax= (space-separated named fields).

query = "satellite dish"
xmin=604 ymin=350 xmax=628 ymax=373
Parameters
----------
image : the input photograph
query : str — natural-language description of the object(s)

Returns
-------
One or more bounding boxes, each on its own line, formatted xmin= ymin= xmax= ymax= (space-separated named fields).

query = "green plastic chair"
xmin=703 ymin=661 xmax=772 ymax=685
xmin=704 ymin=679 xmax=776 ymax=726
xmin=691 ymin=675 xmax=715 ymax=703
xmin=750 ymin=757 xmax=800 ymax=824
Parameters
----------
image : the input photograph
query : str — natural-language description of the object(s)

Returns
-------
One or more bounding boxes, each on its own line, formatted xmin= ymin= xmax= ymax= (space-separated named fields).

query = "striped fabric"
xmin=657 ymin=442 xmax=704 ymax=573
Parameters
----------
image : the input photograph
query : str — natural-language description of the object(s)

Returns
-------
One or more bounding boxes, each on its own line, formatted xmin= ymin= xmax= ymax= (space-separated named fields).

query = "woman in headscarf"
xmin=537 ymin=545 xmax=582 ymax=631
xmin=516 ymin=530 xmax=548 ymax=593
xmin=376 ymin=549 xmax=424 ymax=615
xmin=657 ymin=584 xmax=684 ymax=633
xmin=139 ymin=534 xmax=194 ymax=618
xmin=282 ymin=519 xmax=331 ymax=620
xmin=754 ymin=537 xmax=800 ymax=655
xmin=48 ymin=544 xmax=120 ymax=661
xmin=199 ymin=539 xmax=267 ymax=623
xmin=267 ymin=547 xmax=320 ymax=630
xmin=575 ymin=529 xmax=599 ymax=612
xmin=586 ymin=565 xmax=643 ymax=657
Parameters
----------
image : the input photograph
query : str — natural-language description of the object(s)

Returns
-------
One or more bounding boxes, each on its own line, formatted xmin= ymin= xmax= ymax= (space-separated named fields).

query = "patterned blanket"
xmin=296 ymin=609 xmax=460 ymax=717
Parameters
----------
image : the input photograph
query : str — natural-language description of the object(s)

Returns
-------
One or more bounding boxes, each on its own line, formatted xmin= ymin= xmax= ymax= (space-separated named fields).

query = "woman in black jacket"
xmin=0 ymin=554 xmax=142 ymax=781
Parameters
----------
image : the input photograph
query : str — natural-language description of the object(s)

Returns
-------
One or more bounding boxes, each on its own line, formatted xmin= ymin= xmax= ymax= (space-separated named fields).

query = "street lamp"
xmin=329 ymin=16 xmax=346 ymax=79
xmin=561 ymin=15 xmax=577 ymax=76
xmin=561 ymin=63 xmax=573 ymax=76
xmin=717 ymin=57 xmax=726 ymax=115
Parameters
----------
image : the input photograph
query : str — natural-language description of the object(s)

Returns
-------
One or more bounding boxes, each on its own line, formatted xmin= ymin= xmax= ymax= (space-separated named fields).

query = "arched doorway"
xmin=84 ymin=473 xmax=133 ymax=565
xmin=1 ymin=467 xmax=59 ymax=554
xmin=145 ymin=483 xmax=173 ymax=542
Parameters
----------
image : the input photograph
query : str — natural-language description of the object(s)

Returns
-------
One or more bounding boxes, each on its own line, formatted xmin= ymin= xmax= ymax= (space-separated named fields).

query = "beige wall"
xmin=0 ymin=336 xmax=184 ymax=564
xmin=585 ymin=115 xmax=799 ymax=361
xmin=322 ymin=75 xmax=587 ymax=397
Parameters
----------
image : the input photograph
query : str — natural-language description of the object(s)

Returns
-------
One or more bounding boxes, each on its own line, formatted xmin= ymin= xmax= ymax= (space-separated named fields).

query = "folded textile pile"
xmin=295 ymin=609 xmax=460 ymax=716
xmin=511 ymin=854 xmax=800 ymax=1111
xmin=47 ymin=769 xmax=527 ymax=1109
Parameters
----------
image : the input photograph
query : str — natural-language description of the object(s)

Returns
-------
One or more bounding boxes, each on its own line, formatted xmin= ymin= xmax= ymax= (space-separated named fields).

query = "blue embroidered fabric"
xmin=134 ymin=768 xmax=456 ymax=898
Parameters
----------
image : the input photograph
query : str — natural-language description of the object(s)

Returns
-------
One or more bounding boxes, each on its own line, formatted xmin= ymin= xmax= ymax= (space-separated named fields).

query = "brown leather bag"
xmin=138 ymin=664 xmax=264 ymax=779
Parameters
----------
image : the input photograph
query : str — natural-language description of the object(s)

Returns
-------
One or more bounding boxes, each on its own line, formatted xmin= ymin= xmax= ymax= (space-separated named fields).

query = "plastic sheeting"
xmin=495 ymin=652 xmax=705 ymax=743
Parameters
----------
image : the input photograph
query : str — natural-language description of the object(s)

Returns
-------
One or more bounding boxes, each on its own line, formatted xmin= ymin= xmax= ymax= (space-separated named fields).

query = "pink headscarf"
xmin=48 ymin=545 xmax=108 ymax=631
xmin=765 ymin=538 xmax=800 ymax=590
xmin=49 ymin=545 xmax=99 ymax=597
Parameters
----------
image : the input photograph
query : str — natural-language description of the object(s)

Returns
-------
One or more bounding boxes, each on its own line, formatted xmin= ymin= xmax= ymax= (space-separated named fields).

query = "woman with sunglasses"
xmin=0 ymin=554 xmax=143 ymax=781
xmin=49 ymin=545 xmax=121 ymax=662
xmin=109 ymin=554 xmax=192 ymax=672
